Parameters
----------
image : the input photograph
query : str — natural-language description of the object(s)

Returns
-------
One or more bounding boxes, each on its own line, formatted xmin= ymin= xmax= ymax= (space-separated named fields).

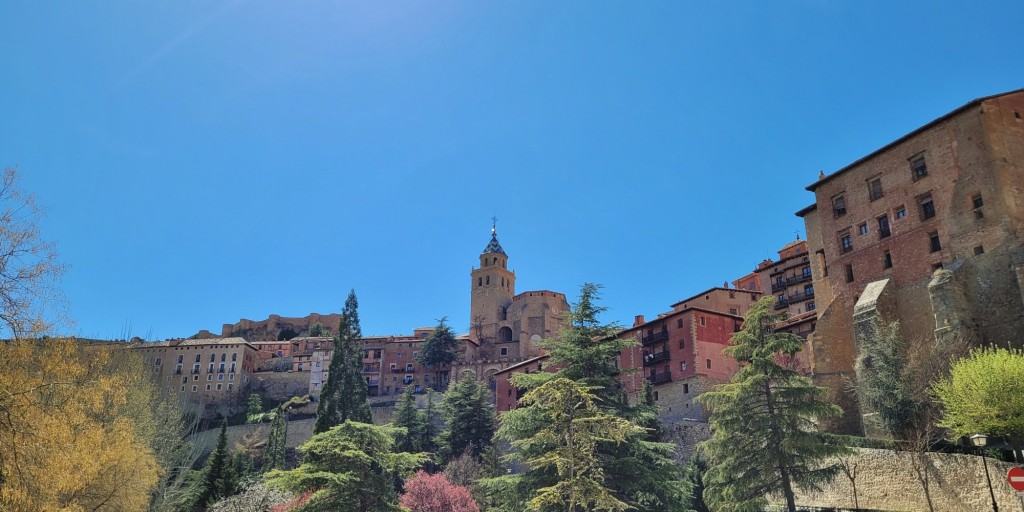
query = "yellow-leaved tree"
xmin=0 ymin=338 xmax=160 ymax=512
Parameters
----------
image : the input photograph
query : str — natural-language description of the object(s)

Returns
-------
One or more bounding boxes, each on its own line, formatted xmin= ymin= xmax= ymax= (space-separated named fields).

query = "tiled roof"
xmin=482 ymin=233 xmax=506 ymax=255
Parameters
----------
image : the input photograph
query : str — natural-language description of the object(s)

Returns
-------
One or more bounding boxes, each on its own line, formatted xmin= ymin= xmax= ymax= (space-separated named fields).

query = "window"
xmin=683 ymin=383 xmax=690 ymax=394
xmin=297 ymin=363 xmax=303 ymax=371
xmin=705 ymin=359 xmax=712 ymax=369
xmin=807 ymin=301 xmax=816 ymax=311
xmin=677 ymin=318 xmax=683 ymax=328
xmin=929 ymin=232 xmax=942 ymax=253
xmin=210 ymin=353 xmax=215 ymax=362
xmin=919 ymin=194 xmax=935 ymax=220
xmin=390 ymin=364 xmax=397 ymax=370
xmin=972 ymin=194 xmax=984 ymax=219
xmin=500 ymin=347 xmax=508 ymax=356
xmin=729 ymin=308 xmax=738 ymax=315
xmin=858 ymin=223 xmax=868 ymax=236
xmin=883 ymin=250 xmax=892 ymax=269
xmin=804 ymin=284 xmax=813 ymax=296
xmin=205 ymin=384 xmax=211 ymax=391
xmin=195 ymin=354 xmax=201 ymax=363
xmin=802 ymin=266 xmax=811 ymax=278
xmin=486 ymin=275 xmax=489 ymax=285
xmin=653 ymin=391 xmax=659 ymax=401
xmin=679 ymin=339 xmax=685 ymax=349
xmin=207 ymin=374 xmax=212 ymax=381
xmin=895 ymin=206 xmax=907 ymax=220
xmin=845 ymin=264 xmax=855 ymax=283
xmin=155 ymin=358 xmax=161 ymax=366
xmin=229 ymin=373 xmax=234 ymax=381
xmin=216 ymin=383 xmax=222 ymax=391
xmin=728 ymin=291 xmax=735 ymax=298
xmin=192 ymin=385 xmax=197 ymax=392
xmin=909 ymin=154 xmax=928 ymax=179
xmin=218 ymin=374 xmax=224 ymax=381
xmin=232 ymin=353 xmax=237 ymax=361
xmin=878 ymin=215 xmax=890 ymax=239
xmin=228 ymin=383 xmax=233 ymax=391
xmin=974 ymin=245 xmax=985 ymax=255
xmin=832 ymin=195 xmax=847 ymax=217
xmin=840 ymin=234 xmax=853 ymax=253
xmin=478 ymin=277 xmax=482 ymax=287
xmin=230 ymin=363 xmax=235 ymax=373
xmin=868 ymin=177 xmax=884 ymax=201
xmin=218 ymin=363 xmax=225 ymax=373
xmin=177 ymin=355 xmax=184 ymax=364
xmin=208 ymin=363 xmax=214 ymax=373
xmin=680 ymin=361 xmax=687 ymax=371
xmin=699 ymin=316 xmax=706 ymax=326
xmin=405 ymin=364 xmax=414 ymax=372
xmin=220 ymin=353 xmax=226 ymax=362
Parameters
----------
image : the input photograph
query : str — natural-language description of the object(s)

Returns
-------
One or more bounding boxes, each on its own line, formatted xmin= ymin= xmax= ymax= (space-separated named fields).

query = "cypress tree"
xmin=264 ymin=408 xmax=288 ymax=471
xmin=197 ymin=419 xmax=230 ymax=508
xmin=314 ymin=290 xmax=372 ymax=433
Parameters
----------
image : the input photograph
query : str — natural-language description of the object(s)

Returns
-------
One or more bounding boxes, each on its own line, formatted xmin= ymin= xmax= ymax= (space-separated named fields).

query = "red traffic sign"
xmin=1008 ymin=467 xmax=1024 ymax=492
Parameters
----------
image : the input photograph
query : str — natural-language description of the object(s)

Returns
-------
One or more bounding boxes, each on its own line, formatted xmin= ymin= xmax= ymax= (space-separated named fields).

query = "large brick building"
xmin=797 ymin=88 xmax=1024 ymax=433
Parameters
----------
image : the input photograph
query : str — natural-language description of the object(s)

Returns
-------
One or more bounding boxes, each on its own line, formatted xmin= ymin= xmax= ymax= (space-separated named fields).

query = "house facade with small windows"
xmin=797 ymin=88 xmax=1024 ymax=433
xmin=133 ymin=337 xmax=259 ymax=410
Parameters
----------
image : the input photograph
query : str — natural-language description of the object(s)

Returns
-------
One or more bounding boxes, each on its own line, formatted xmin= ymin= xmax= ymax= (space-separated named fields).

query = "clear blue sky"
xmin=2 ymin=2 xmax=1022 ymax=339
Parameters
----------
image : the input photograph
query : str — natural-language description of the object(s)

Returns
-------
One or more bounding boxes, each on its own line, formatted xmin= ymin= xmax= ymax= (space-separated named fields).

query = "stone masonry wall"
xmin=781 ymin=448 xmax=1024 ymax=512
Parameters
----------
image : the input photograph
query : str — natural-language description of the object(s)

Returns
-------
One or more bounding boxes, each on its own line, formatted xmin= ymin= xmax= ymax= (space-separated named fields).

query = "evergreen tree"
xmin=197 ymin=419 xmax=231 ymax=508
xmin=246 ymin=394 xmax=264 ymax=423
xmin=308 ymin=321 xmax=328 ymax=337
xmin=853 ymin=320 xmax=917 ymax=438
xmin=516 ymin=378 xmax=642 ymax=512
xmin=393 ymin=386 xmax=427 ymax=453
xmin=439 ymin=377 xmax=496 ymax=463
xmin=314 ymin=290 xmax=372 ymax=433
xmin=697 ymin=297 xmax=850 ymax=512
xmin=267 ymin=421 xmax=427 ymax=512
xmin=483 ymin=283 xmax=688 ymax=512
xmin=264 ymin=408 xmax=288 ymax=471
xmin=418 ymin=317 xmax=460 ymax=389
xmin=421 ymin=390 xmax=439 ymax=455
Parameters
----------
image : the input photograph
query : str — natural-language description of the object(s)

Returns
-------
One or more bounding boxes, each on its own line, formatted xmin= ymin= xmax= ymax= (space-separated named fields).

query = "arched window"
xmin=486 ymin=275 xmax=490 ymax=285
xmin=478 ymin=277 xmax=482 ymax=287
xmin=499 ymin=326 xmax=513 ymax=342
xmin=493 ymin=257 xmax=497 ymax=265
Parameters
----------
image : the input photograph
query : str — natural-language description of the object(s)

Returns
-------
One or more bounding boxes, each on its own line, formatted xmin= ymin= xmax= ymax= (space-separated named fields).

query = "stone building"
xmin=133 ymin=337 xmax=259 ymax=411
xmin=797 ymin=87 xmax=1024 ymax=433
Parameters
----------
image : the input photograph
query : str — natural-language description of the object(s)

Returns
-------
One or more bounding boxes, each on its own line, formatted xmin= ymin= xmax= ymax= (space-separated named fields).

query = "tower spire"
xmin=491 ymin=214 xmax=498 ymax=235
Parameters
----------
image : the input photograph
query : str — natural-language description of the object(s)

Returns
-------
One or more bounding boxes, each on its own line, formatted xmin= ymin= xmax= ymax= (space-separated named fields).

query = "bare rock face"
xmin=189 ymin=313 xmax=342 ymax=341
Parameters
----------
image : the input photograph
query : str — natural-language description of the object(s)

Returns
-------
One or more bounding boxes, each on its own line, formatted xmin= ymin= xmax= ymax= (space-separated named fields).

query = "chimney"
xmin=633 ymin=315 xmax=645 ymax=327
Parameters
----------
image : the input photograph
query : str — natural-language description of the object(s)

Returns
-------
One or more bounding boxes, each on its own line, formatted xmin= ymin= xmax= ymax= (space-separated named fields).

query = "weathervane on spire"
xmin=491 ymin=214 xmax=498 ymax=235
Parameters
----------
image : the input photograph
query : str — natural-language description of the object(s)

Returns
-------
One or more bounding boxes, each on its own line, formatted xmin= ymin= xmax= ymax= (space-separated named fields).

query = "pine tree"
xmin=697 ymin=297 xmax=850 ymax=512
xmin=314 ymin=290 xmax=372 ymax=433
xmin=421 ymin=390 xmax=439 ymax=455
xmin=393 ymin=386 xmax=426 ymax=453
xmin=418 ymin=317 xmax=460 ymax=390
xmin=197 ymin=419 xmax=231 ymax=508
xmin=439 ymin=377 xmax=496 ymax=463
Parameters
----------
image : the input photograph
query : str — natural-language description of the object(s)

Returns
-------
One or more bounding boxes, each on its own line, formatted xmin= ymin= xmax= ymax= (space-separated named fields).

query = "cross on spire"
xmin=491 ymin=214 xmax=498 ymax=235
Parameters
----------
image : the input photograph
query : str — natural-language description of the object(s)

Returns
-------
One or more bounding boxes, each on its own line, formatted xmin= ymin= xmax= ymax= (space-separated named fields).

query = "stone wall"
xmin=781 ymin=448 xmax=1024 ymax=512
xmin=250 ymin=371 xmax=310 ymax=403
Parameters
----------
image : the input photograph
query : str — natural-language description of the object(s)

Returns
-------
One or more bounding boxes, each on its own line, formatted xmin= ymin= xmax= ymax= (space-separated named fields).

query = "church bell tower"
xmin=470 ymin=219 xmax=515 ymax=344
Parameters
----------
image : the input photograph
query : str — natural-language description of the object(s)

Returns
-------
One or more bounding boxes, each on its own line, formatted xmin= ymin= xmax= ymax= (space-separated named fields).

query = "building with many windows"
xmin=797 ymin=88 xmax=1024 ymax=433
xmin=133 ymin=337 xmax=259 ymax=409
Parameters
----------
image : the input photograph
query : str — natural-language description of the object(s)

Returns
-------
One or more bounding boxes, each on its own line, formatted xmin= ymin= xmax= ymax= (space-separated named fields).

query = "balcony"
xmin=771 ymin=281 xmax=788 ymax=293
xmin=642 ymin=351 xmax=671 ymax=367
xmin=774 ymin=297 xmax=789 ymax=310
xmin=786 ymin=273 xmax=812 ymax=286
xmin=641 ymin=331 xmax=669 ymax=347
xmin=776 ymin=289 xmax=815 ymax=309
xmin=363 ymin=365 xmax=381 ymax=373
xmin=402 ymin=378 xmax=414 ymax=385
xmin=390 ymin=368 xmax=406 ymax=373
xmin=648 ymin=372 xmax=672 ymax=385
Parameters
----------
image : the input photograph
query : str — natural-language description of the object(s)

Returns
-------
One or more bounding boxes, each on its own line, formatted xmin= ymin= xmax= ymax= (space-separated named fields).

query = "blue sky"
xmin=2 ymin=2 xmax=1022 ymax=339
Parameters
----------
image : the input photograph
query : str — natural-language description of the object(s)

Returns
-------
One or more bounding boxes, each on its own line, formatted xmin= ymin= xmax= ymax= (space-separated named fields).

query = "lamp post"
xmin=970 ymin=434 xmax=998 ymax=512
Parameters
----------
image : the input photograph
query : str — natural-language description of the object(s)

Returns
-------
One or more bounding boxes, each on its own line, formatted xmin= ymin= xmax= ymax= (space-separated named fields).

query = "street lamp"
xmin=970 ymin=434 xmax=998 ymax=512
